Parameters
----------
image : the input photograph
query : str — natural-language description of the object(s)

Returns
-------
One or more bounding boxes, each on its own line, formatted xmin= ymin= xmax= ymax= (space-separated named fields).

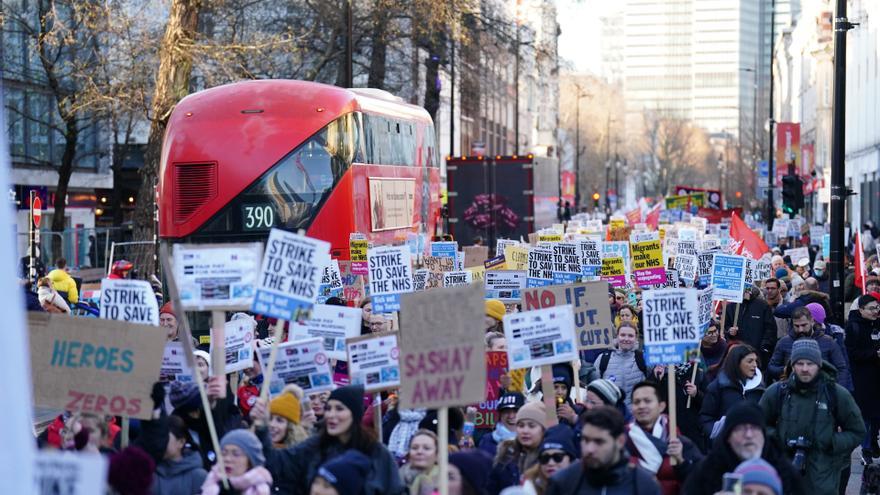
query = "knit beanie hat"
xmin=587 ymin=379 xmax=624 ymax=406
xmin=193 ymin=350 xmax=212 ymax=375
xmin=449 ymin=450 xmax=493 ymax=493
xmin=220 ymin=429 xmax=265 ymax=467
xmin=316 ymin=450 xmax=371 ymax=494
xmin=735 ymin=458 xmax=783 ymax=495
xmin=790 ymin=339 xmax=822 ymax=365
xmin=775 ymin=267 xmax=788 ymax=279
xmin=108 ymin=447 xmax=155 ymax=495
xmin=486 ymin=299 xmax=506 ymax=322
xmin=497 ymin=392 xmax=526 ymax=411
xmin=328 ymin=384 xmax=366 ymax=425
xmin=515 ymin=401 xmax=546 ymax=427
xmin=805 ymin=302 xmax=826 ymax=325
xmin=159 ymin=302 xmax=176 ymax=317
xmin=270 ymin=390 xmax=302 ymax=424
xmin=552 ymin=363 xmax=574 ymax=390
xmin=169 ymin=381 xmax=201 ymax=413
xmin=722 ymin=402 xmax=766 ymax=441
xmin=540 ymin=425 xmax=578 ymax=459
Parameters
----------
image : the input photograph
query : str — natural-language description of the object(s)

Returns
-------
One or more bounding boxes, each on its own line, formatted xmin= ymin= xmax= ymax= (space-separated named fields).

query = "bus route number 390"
xmin=241 ymin=204 xmax=275 ymax=231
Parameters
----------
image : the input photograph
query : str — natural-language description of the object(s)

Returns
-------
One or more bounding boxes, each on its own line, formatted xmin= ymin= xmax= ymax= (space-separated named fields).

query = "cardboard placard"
xmin=346 ymin=331 xmax=400 ymax=392
xmin=485 ymin=270 xmax=527 ymax=303
xmin=464 ymin=246 xmax=490 ymax=268
xmin=252 ymin=229 xmax=329 ymax=320
xmin=172 ymin=242 xmax=263 ymax=310
xmin=522 ymin=281 xmax=615 ymax=350
xmin=631 ymin=239 xmax=665 ymax=287
xmin=505 ymin=246 xmax=530 ymax=270
xmin=161 ymin=342 xmax=195 ymax=383
xmin=466 ymin=265 xmax=486 ymax=283
xmin=34 ymin=451 xmax=107 ymax=495
xmin=256 ymin=338 xmax=334 ymax=396
xmin=217 ymin=318 xmax=255 ymax=374
xmin=368 ymin=245 xmax=414 ymax=313
xmin=398 ymin=284 xmax=486 ymax=409
xmin=527 ymin=246 xmax=554 ymax=287
xmin=99 ymin=279 xmax=159 ymax=326
xmin=642 ymin=288 xmax=700 ymax=366
xmin=443 ymin=270 xmax=473 ymax=288
xmin=474 ymin=351 xmax=510 ymax=430
xmin=289 ymin=305 xmax=362 ymax=360
xmin=711 ymin=254 xmax=747 ymax=303
xmin=29 ymin=313 xmax=166 ymax=420
xmin=503 ymin=305 xmax=578 ymax=370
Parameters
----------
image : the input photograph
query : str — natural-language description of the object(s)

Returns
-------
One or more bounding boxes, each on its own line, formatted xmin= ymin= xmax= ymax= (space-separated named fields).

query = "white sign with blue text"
xmin=643 ymin=288 xmax=700 ymax=366
xmin=252 ymin=229 xmax=329 ymax=321
xmin=710 ymin=254 xmax=747 ymax=303
xmin=368 ymin=245 xmax=414 ymax=313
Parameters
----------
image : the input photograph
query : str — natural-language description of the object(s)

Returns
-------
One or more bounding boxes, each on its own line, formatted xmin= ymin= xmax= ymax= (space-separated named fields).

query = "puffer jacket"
xmin=545 ymin=456 xmax=661 ymax=495
xmin=594 ymin=350 xmax=646 ymax=406
xmin=699 ymin=369 xmax=765 ymax=439
xmin=767 ymin=326 xmax=852 ymax=390
xmin=47 ymin=268 xmax=78 ymax=303
xmin=723 ymin=290 xmax=777 ymax=362
xmin=487 ymin=439 xmax=540 ymax=495
xmin=759 ymin=362 xmax=866 ymax=495
xmin=152 ymin=450 xmax=207 ymax=495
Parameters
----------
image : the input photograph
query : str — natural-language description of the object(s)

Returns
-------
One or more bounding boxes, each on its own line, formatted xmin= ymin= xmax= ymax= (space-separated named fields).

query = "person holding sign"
xmin=200 ymin=429 xmax=273 ymax=495
xmin=699 ymin=345 xmax=765 ymax=441
xmin=647 ymin=363 xmax=708 ymax=452
xmin=169 ymin=381 xmax=242 ymax=470
xmin=250 ymin=384 xmax=403 ymax=495
xmin=723 ymin=287 xmax=777 ymax=367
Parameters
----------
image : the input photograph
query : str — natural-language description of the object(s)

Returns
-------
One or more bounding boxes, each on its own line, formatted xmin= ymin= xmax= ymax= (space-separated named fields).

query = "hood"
xmin=798 ymin=290 xmax=830 ymax=304
xmin=848 ymin=308 xmax=876 ymax=325
xmin=718 ymin=368 xmax=764 ymax=392
xmin=786 ymin=360 xmax=839 ymax=389
xmin=156 ymin=450 xmax=203 ymax=477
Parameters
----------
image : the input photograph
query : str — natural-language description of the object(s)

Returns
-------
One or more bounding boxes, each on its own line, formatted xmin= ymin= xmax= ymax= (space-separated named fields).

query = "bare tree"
xmin=638 ymin=110 xmax=714 ymax=197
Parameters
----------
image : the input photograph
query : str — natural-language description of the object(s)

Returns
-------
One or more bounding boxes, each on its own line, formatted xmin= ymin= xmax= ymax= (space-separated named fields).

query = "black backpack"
xmin=776 ymin=379 xmax=839 ymax=422
xmin=598 ymin=349 xmax=648 ymax=377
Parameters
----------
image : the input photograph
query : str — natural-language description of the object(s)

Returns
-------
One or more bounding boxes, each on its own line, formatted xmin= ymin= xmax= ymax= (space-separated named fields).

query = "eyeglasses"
xmin=539 ymin=453 xmax=569 ymax=464
xmin=865 ymin=305 xmax=880 ymax=312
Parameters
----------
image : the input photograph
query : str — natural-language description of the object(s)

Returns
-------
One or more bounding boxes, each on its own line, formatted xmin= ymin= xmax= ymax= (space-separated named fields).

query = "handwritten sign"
xmin=256 ymin=338 xmax=334 ymax=396
xmin=172 ymin=242 xmax=263 ymax=310
xmin=290 ymin=305 xmax=362 ymax=360
xmin=503 ymin=305 xmax=578 ymax=369
xmin=99 ymin=279 xmax=159 ymax=326
xmin=368 ymin=245 xmax=414 ymax=313
xmin=29 ymin=313 xmax=165 ymax=420
xmin=252 ymin=229 xmax=329 ymax=320
xmin=522 ymin=281 xmax=614 ymax=350
xmin=642 ymin=288 xmax=700 ymax=366
xmin=505 ymin=246 xmax=530 ymax=270
xmin=398 ymin=284 xmax=485 ymax=409
xmin=346 ymin=331 xmax=400 ymax=392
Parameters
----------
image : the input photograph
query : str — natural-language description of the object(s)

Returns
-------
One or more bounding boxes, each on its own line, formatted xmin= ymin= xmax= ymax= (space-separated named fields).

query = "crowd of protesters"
xmin=22 ymin=222 xmax=880 ymax=495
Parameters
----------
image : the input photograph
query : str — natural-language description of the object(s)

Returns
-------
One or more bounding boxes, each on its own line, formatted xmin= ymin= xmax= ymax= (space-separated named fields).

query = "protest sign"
xmin=216 ymin=317 xmax=255 ymax=374
xmin=339 ymin=261 xmax=366 ymax=306
xmin=496 ymin=239 xmax=519 ymax=259
xmin=675 ymin=254 xmax=697 ymax=287
xmin=600 ymin=256 xmax=626 ymax=288
xmin=485 ymin=270 xmax=527 ymax=303
xmin=579 ymin=239 xmax=602 ymax=277
xmin=172 ymin=242 xmax=264 ymax=311
xmin=809 ymin=226 xmax=825 ymax=246
xmin=456 ymin=251 xmax=465 ymax=270
xmin=474 ymin=351 xmax=509 ymax=430
xmin=602 ymin=241 xmax=631 ymax=272
xmin=256 ymin=338 xmax=334 ymax=396
xmin=698 ymin=287 xmax=714 ymax=334
xmin=99 ymin=278 xmax=159 ymax=326
xmin=317 ymin=259 xmax=343 ymax=303
xmin=743 ymin=258 xmax=756 ymax=287
xmin=527 ymin=246 xmax=554 ymax=287
xmin=431 ymin=241 xmax=458 ymax=258
xmin=424 ymin=255 xmax=455 ymax=272
xmin=631 ymin=238 xmax=665 ymax=287
xmin=29 ymin=313 xmax=165 ymax=420
xmin=484 ymin=255 xmax=506 ymax=271
xmin=161 ymin=342 xmax=195 ymax=383
xmin=642 ymin=288 xmax=700 ymax=366
xmin=711 ymin=254 xmax=747 ymax=303
xmin=522 ymin=281 xmax=615 ymax=350
xmin=822 ymin=234 xmax=830 ymax=258
xmin=753 ymin=261 xmax=772 ymax=282
xmin=368 ymin=245 xmax=414 ymax=313
xmin=538 ymin=233 xmax=563 ymax=244
xmin=466 ymin=265 xmax=485 ymax=283
xmin=346 ymin=331 xmax=400 ymax=392
xmin=697 ymin=249 xmax=716 ymax=287
xmin=652 ymin=269 xmax=679 ymax=289
xmin=443 ymin=270 xmax=473 ymax=287
xmin=252 ymin=229 xmax=329 ymax=320
xmin=551 ymin=243 xmax=582 ymax=284
xmin=34 ymin=451 xmax=107 ymax=495
xmin=503 ymin=305 xmax=578 ymax=369
xmin=290 ymin=305 xmax=362 ymax=360
xmin=772 ymin=218 xmax=789 ymax=238
xmin=399 ymin=284 xmax=485 ymax=409
xmin=784 ymin=247 xmax=809 ymax=265
xmin=609 ymin=217 xmax=626 ymax=230
xmin=464 ymin=246 xmax=489 ymax=267
xmin=350 ymin=234 xmax=369 ymax=276
xmin=413 ymin=269 xmax=429 ymax=291
xmin=678 ymin=228 xmax=698 ymax=242
xmin=505 ymin=246 xmax=530 ymax=270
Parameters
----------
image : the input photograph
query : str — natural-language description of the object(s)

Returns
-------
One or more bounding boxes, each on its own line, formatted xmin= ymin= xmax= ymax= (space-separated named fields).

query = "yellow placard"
xmin=506 ymin=246 xmax=530 ymax=270
xmin=538 ymin=233 xmax=563 ymax=243
xmin=630 ymin=240 xmax=664 ymax=272
xmin=466 ymin=265 xmax=486 ymax=282
xmin=600 ymin=257 xmax=626 ymax=277
xmin=350 ymin=239 xmax=368 ymax=262
xmin=610 ymin=219 xmax=626 ymax=230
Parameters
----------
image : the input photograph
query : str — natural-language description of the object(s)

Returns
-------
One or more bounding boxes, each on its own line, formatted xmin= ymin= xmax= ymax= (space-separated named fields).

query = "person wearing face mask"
xmin=766 ymin=307 xmax=851 ymax=389
xmin=699 ymin=345 xmax=765 ymax=441
xmin=845 ymin=294 xmax=880 ymax=460
xmin=487 ymin=401 xmax=546 ymax=495
xmin=593 ymin=323 xmax=647 ymax=407
xmin=681 ymin=403 xmax=805 ymax=495
xmin=521 ymin=425 xmax=578 ymax=495
xmin=250 ymin=384 xmax=403 ymax=495
xmin=812 ymin=259 xmax=830 ymax=294
xmin=397 ymin=429 xmax=440 ymax=495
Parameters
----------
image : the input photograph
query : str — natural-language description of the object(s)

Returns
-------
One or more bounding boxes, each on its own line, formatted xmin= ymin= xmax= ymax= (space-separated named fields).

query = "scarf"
xmin=201 ymin=465 xmax=272 ymax=495
xmin=492 ymin=422 xmax=517 ymax=444
xmin=627 ymin=415 xmax=669 ymax=474
xmin=388 ymin=408 xmax=427 ymax=459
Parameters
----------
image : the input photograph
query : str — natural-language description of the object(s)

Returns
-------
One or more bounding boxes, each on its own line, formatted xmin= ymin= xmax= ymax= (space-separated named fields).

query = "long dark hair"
xmin=317 ymin=414 xmax=378 ymax=457
xmin=722 ymin=344 xmax=758 ymax=382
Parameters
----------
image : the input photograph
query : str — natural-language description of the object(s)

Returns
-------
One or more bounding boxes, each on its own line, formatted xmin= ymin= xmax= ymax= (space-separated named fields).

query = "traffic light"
xmin=592 ymin=192 xmax=600 ymax=208
xmin=781 ymin=174 xmax=804 ymax=215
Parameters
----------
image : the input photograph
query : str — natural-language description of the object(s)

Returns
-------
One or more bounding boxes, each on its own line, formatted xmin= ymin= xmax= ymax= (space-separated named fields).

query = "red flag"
xmin=730 ymin=212 xmax=769 ymax=260
xmin=645 ymin=204 xmax=662 ymax=229
xmin=625 ymin=207 xmax=642 ymax=225
xmin=855 ymin=230 xmax=866 ymax=290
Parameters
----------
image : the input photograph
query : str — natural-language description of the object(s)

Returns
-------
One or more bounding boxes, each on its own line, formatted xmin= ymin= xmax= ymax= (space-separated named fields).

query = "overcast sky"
xmin=556 ymin=0 xmax=610 ymax=74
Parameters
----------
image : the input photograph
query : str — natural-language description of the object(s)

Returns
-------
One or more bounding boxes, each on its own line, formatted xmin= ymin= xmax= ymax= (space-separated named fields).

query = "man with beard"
xmin=546 ymin=406 xmax=660 ymax=495
xmin=681 ymin=402 xmax=805 ymax=495
xmin=767 ymin=307 xmax=851 ymax=389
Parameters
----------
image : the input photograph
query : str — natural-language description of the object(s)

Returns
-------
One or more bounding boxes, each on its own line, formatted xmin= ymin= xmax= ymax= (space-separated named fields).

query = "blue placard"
xmin=371 ymin=293 xmax=401 ymax=313
xmin=710 ymin=254 xmax=746 ymax=303
xmin=822 ymin=234 xmax=830 ymax=258
xmin=430 ymin=241 xmax=457 ymax=258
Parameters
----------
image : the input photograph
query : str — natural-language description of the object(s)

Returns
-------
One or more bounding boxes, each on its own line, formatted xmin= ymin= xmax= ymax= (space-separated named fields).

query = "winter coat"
xmin=151 ymin=450 xmax=207 ymax=495
xmin=47 ymin=268 xmax=78 ymax=303
xmin=700 ymin=339 xmax=728 ymax=384
xmin=723 ymin=293 xmax=777 ymax=361
xmin=759 ymin=362 xmax=866 ymax=495
xmin=767 ymin=326 xmax=853 ymax=390
xmin=845 ymin=309 xmax=880 ymax=419
xmin=201 ymin=465 xmax=272 ymax=495
xmin=680 ymin=434 xmax=806 ymax=495
xmin=699 ymin=369 xmax=765 ymax=439
xmin=647 ymin=364 xmax=708 ymax=452
xmin=545 ymin=456 xmax=661 ymax=495
xmin=488 ymin=439 xmax=540 ymax=495
xmin=257 ymin=429 xmax=403 ymax=495
xmin=772 ymin=290 xmax=832 ymax=320
xmin=623 ymin=420 xmax=702 ymax=495
xmin=593 ymin=350 xmax=646 ymax=406
xmin=173 ymin=395 xmax=243 ymax=469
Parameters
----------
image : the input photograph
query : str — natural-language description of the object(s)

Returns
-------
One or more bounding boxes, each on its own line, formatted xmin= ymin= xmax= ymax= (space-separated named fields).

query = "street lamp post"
xmin=574 ymin=85 xmax=591 ymax=210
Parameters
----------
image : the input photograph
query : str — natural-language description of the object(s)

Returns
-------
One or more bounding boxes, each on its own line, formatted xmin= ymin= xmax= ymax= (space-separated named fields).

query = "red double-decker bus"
xmin=158 ymin=80 xmax=442 ymax=258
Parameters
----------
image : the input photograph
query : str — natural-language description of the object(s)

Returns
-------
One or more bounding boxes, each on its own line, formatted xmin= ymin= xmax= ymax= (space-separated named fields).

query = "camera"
xmin=787 ymin=436 xmax=812 ymax=472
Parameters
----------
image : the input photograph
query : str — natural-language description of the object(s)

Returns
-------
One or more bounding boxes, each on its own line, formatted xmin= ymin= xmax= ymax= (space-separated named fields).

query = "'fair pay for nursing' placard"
xmin=252 ymin=229 xmax=329 ymax=321
xmin=289 ymin=304 xmax=362 ymax=360
xmin=503 ymin=305 xmax=578 ymax=370
xmin=642 ymin=288 xmax=700 ymax=366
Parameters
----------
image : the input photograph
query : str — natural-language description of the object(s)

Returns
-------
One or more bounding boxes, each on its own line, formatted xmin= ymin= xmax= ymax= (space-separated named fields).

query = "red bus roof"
xmin=159 ymin=80 xmax=432 ymax=238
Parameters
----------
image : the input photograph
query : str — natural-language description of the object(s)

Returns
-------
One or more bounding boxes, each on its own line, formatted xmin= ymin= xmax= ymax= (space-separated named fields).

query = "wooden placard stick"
xmin=667 ymin=363 xmax=678 ymax=466
xmin=259 ymin=319 xmax=286 ymax=402
xmin=438 ymin=407 xmax=449 ymax=495
xmin=210 ymin=310 xmax=226 ymax=398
